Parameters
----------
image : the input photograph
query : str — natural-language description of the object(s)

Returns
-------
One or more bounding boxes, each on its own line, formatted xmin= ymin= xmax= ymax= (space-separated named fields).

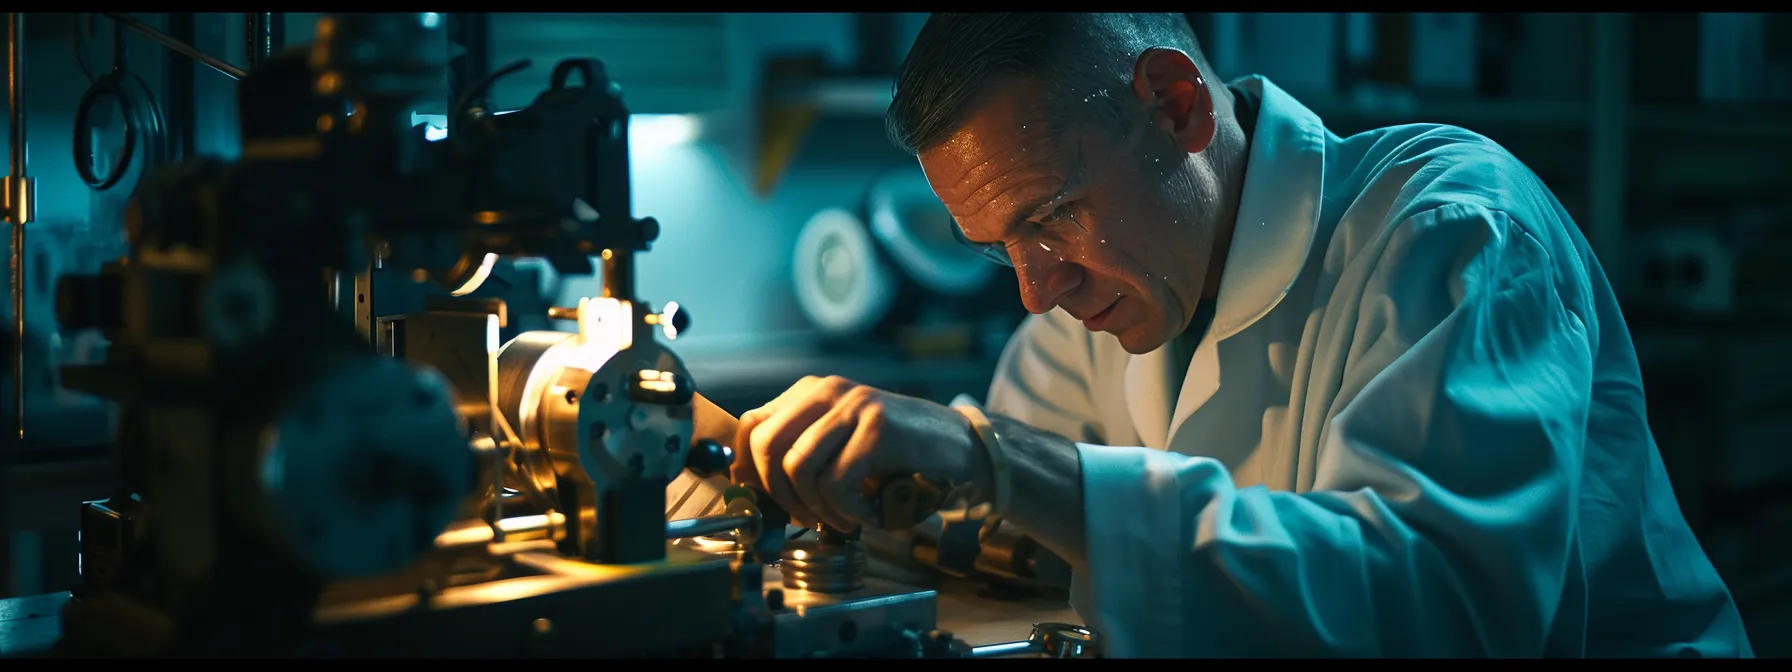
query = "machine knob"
xmin=685 ymin=439 xmax=733 ymax=478
xmin=725 ymin=485 xmax=789 ymax=561
xmin=645 ymin=301 xmax=690 ymax=340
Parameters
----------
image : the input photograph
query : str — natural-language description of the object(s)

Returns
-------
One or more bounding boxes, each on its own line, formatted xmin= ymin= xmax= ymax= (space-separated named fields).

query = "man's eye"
xmin=1037 ymin=204 xmax=1075 ymax=226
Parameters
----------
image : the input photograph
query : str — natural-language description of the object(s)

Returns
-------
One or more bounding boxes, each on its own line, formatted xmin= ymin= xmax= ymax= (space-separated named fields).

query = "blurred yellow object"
xmin=753 ymin=56 xmax=830 ymax=197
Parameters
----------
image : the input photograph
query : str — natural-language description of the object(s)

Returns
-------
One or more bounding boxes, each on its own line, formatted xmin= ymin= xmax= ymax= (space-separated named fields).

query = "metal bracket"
xmin=2 ymin=175 xmax=30 ymax=225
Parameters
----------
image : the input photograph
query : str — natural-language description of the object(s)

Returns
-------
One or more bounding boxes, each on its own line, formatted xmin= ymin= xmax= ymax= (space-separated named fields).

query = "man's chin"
xmin=1109 ymin=324 xmax=1168 ymax=356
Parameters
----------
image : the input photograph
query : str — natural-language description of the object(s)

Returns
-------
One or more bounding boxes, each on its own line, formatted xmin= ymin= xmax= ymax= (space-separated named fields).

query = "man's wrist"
xmin=958 ymin=415 xmax=995 ymax=496
xmin=952 ymin=404 xmax=1011 ymax=516
xmin=978 ymin=412 xmax=1088 ymax=572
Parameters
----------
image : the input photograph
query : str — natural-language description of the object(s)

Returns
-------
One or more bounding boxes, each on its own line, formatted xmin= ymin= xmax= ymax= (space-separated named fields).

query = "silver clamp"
xmin=961 ymin=622 xmax=1102 ymax=659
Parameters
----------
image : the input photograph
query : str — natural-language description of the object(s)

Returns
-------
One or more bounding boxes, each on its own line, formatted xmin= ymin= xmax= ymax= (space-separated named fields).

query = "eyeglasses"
xmin=945 ymin=112 xmax=1156 ymax=270
xmin=951 ymin=221 xmax=1015 ymax=267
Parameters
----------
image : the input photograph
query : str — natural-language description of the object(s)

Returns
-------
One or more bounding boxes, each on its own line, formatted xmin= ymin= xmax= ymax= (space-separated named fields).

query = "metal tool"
xmin=666 ymin=512 xmax=756 ymax=541
xmin=966 ymin=622 xmax=1102 ymax=658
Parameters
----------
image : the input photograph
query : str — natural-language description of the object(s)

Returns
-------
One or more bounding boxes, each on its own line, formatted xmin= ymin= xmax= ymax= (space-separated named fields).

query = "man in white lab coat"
xmin=728 ymin=13 xmax=1753 ymax=657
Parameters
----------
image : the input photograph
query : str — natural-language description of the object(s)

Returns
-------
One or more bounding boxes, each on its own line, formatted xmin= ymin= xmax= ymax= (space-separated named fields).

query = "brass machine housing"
xmin=52 ymin=13 xmax=759 ymax=657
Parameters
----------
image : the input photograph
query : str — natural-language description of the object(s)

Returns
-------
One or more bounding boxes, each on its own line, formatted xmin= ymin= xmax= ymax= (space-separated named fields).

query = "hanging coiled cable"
xmin=71 ymin=13 xmax=169 ymax=191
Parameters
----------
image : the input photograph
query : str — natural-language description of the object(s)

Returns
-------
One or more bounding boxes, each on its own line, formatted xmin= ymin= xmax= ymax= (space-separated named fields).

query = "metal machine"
xmin=40 ymin=13 xmax=1096 ymax=658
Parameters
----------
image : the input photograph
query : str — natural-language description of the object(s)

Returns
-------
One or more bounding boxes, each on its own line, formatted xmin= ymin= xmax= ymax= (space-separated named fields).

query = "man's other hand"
xmin=730 ymin=376 xmax=981 ymax=532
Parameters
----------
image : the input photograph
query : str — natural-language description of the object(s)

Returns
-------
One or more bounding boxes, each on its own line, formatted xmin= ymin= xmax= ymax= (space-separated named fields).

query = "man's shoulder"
xmin=1333 ymin=123 xmax=1557 ymax=227
xmin=1323 ymin=122 xmax=1580 ymax=271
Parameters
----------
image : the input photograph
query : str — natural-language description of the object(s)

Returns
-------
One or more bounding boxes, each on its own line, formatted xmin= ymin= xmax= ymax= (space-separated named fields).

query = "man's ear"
xmin=1129 ymin=47 xmax=1215 ymax=154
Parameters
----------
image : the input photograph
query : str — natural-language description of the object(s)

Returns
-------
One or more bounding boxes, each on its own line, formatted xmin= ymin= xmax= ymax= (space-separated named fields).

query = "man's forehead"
xmin=919 ymin=87 xmax=1069 ymax=217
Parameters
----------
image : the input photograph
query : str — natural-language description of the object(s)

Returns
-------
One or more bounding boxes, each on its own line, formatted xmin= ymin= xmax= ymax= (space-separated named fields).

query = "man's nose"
xmin=1013 ymin=251 xmax=1083 ymax=315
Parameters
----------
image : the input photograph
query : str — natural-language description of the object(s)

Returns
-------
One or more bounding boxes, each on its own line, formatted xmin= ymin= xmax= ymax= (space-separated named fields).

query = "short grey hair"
xmin=885 ymin=13 xmax=1206 ymax=156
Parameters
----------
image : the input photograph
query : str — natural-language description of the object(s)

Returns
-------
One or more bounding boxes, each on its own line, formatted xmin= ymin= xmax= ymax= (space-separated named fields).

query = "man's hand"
xmin=730 ymin=375 xmax=985 ymax=532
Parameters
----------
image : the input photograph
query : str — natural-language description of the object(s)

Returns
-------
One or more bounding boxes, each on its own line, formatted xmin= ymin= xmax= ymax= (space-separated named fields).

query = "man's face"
xmin=919 ymin=75 xmax=1225 ymax=355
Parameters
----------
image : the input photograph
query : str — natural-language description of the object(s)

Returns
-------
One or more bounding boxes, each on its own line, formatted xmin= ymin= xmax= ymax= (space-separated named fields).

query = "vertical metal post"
xmin=6 ymin=13 xmax=28 ymax=441
xmin=1589 ymin=14 xmax=1630 ymax=297
xmin=2 ymin=12 xmax=24 ymax=597
xmin=244 ymin=13 xmax=282 ymax=70
xmin=447 ymin=12 xmax=490 ymax=126
xmin=164 ymin=13 xmax=196 ymax=161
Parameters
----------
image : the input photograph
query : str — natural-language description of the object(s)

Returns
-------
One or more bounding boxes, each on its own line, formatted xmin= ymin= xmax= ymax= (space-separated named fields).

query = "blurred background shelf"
xmin=1630 ymin=103 xmax=1792 ymax=140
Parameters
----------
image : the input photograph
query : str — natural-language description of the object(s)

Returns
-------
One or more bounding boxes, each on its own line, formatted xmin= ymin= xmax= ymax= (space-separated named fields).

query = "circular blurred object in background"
xmin=792 ymin=167 xmax=1007 ymax=345
xmin=792 ymin=208 xmax=898 ymax=337
xmin=259 ymin=357 xmax=475 ymax=579
xmin=865 ymin=168 xmax=995 ymax=298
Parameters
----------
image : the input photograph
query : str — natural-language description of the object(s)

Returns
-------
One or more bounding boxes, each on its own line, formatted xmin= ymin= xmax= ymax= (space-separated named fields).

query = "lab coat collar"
xmin=1122 ymin=76 xmax=1325 ymax=449
xmin=1207 ymin=75 xmax=1326 ymax=342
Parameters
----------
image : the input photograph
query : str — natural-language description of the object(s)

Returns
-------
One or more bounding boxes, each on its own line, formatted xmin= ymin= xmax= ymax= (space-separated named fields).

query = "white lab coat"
xmin=983 ymin=76 xmax=1753 ymax=658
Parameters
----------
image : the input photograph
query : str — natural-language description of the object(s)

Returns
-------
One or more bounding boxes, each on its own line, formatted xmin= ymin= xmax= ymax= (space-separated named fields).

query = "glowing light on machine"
xmin=450 ymin=253 xmax=499 ymax=296
xmin=636 ymin=370 xmax=678 ymax=395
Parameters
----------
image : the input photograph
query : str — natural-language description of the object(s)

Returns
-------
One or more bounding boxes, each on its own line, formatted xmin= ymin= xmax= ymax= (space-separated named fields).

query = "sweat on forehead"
xmin=925 ymin=135 xmax=1078 ymax=223
xmin=924 ymin=77 xmax=1085 ymax=193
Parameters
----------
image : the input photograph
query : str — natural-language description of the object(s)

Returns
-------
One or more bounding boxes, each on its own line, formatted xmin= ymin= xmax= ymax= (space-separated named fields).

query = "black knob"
xmin=668 ymin=306 xmax=691 ymax=335
xmin=685 ymin=439 xmax=733 ymax=478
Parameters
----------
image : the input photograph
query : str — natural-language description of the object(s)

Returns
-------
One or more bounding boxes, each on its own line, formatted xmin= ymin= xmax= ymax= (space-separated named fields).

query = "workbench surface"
xmin=0 ymin=591 xmax=61 ymax=658
xmin=0 ymin=579 xmax=1075 ymax=657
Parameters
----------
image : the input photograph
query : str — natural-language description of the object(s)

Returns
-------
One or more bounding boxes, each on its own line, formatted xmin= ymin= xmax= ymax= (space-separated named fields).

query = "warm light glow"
xmin=636 ymin=369 xmax=677 ymax=394
xmin=450 ymin=253 xmax=499 ymax=296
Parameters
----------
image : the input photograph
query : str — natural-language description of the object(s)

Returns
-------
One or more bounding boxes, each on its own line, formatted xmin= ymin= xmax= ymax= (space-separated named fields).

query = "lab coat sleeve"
xmin=1078 ymin=203 xmax=1592 ymax=657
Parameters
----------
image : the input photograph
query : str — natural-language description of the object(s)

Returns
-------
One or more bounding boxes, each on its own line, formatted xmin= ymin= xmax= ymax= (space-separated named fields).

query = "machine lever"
xmin=666 ymin=512 xmax=756 ymax=540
